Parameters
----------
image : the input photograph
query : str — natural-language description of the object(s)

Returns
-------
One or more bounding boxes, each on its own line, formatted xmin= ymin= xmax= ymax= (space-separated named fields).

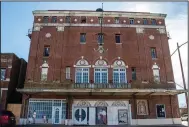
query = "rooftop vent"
xmin=96 ymin=8 xmax=103 ymax=12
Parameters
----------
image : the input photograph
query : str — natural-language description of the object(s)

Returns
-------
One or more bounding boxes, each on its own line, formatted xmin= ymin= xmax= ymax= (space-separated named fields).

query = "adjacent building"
xmin=17 ymin=9 xmax=187 ymax=125
xmin=1 ymin=53 xmax=27 ymax=109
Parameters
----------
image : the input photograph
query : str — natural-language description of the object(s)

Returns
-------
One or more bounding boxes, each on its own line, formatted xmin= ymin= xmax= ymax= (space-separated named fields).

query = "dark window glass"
xmin=81 ymin=17 xmax=86 ymax=23
xmin=66 ymin=16 xmax=71 ymax=23
xmin=43 ymin=16 xmax=49 ymax=23
xmin=98 ymin=33 xmax=103 ymax=44
xmin=115 ymin=17 xmax=119 ymax=24
xmin=115 ymin=34 xmax=120 ymax=43
xmin=143 ymin=18 xmax=148 ymax=25
xmin=131 ymin=67 xmax=136 ymax=80
xmin=51 ymin=16 xmax=57 ymax=23
xmin=80 ymin=33 xmax=86 ymax=43
xmin=1 ymin=69 xmax=6 ymax=80
xmin=151 ymin=19 xmax=156 ymax=25
xmin=43 ymin=46 xmax=50 ymax=57
xmin=129 ymin=18 xmax=134 ymax=24
xmin=156 ymin=105 xmax=165 ymax=118
xmin=151 ymin=48 xmax=157 ymax=58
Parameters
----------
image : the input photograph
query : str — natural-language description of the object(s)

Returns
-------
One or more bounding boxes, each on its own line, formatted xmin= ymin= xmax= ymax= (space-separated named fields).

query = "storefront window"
xmin=28 ymin=99 xmax=66 ymax=120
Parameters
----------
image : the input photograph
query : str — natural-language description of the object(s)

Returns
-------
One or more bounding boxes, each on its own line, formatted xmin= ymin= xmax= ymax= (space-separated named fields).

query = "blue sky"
xmin=1 ymin=2 xmax=188 ymax=107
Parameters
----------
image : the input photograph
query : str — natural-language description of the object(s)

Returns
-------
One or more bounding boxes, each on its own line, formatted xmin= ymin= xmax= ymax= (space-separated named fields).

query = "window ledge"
xmin=152 ymin=58 xmax=158 ymax=60
xmin=116 ymin=43 xmax=122 ymax=44
xmin=80 ymin=43 xmax=86 ymax=44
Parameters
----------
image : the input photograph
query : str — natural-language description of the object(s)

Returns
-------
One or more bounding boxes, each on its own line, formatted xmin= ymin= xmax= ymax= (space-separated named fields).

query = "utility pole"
xmin=177 ymin=42 xmax=188 ymax=108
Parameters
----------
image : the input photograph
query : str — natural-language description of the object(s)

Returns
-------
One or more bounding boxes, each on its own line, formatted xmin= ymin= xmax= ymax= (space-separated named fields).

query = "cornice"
xmin=33 ymin=10 xmax=166 ymax=19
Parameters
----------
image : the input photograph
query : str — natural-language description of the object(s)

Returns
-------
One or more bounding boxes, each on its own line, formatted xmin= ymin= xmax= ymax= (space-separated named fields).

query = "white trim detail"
xmin=34 ymin=23 xmax=165 ymax=29
xmin=74 ymin=65 xmax=91 ymax=68
xmin=136 ymin=28 xmax=144 ymax=33
xmin=167 ymin=81 xmax=174 ymax=84
xmin=131 ymin=118 xmax=181 ymax=125
xmin=1 ymin=88 xmax=8 ymax=99
xmin=33 ymin=10 xmax=166 ymax=19
xmin=5 ymin=78 xmax=10 ymax=81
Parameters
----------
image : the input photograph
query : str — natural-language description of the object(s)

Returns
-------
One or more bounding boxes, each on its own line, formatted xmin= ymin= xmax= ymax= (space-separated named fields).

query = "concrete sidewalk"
xmin=16 ymin=124 xmax=186 ymax=127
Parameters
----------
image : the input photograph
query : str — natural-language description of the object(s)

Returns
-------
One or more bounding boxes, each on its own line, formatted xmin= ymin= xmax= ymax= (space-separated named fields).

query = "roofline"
xmin=32 ymin=10 xmax=167 ymax=18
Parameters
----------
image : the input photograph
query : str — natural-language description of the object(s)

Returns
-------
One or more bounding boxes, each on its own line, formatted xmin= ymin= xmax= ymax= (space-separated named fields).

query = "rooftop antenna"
xmin=94 ymin=2 xmax=108 ymax=54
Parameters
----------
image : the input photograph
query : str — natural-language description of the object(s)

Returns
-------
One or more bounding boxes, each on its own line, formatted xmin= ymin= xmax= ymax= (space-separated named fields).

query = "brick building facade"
xmin=17 ymin=10 xmax=187 ymax=125
xmin=0 ymin=53 xmax=27 ymax=110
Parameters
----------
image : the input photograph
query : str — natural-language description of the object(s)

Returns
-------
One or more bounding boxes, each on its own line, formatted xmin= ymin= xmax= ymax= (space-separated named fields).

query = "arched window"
xmin=152 ymin=63 xmax=160 ymax=82
xmin=112 ymin=59 xmax=127 ymax=83
xmin=74 ymin=57 xmax=90 ymax=83
xmin=93 ymin=58 xmax=109 ymax=83
xmin=40 ymin=61 xmax=49 ymax=81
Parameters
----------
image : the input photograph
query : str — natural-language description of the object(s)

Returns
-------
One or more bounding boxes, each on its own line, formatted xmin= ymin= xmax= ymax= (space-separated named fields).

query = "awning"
xmin=16 ymin=88 xmax=187 ymax=96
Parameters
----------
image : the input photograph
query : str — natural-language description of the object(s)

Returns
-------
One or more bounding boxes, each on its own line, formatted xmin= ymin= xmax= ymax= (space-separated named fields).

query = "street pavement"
xmin=15 ymin=124 xmax=187 ymax=127
xmin=15 ymin=121 xmax=188 ymax=127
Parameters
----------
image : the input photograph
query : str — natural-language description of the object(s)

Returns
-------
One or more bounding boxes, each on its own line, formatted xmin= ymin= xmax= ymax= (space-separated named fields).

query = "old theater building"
xmin=17 ymin=9 xmax=187 ymax=125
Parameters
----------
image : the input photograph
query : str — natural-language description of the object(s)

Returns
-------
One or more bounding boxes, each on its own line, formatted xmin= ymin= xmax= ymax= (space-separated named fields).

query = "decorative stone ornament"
xmin=158 ymin=21 xmax=162 ymax=24
xmin=60 ymin=19 xmax=63 ymax=22
xmin=123 ymin=20 xmax=126 ymax=23
xmin=116 ymin=60 xmax=122 ymax=66
xmin=149 ymin=35 xmax=154 ymax=40
xmin=94 ymin=45 xmax=108 ymax=54
xmin=136 ymin=28 xmax=144 ymax=33
xmin=38 ymin=18 xmax=41 ymax=21
xmin=137 ymin=20 xmax=140 ymax=23
xmin=56 ymin=26 xmax=64 ymax=31
xmin=74 ymin=18 xmax=77 ymax=22
xmin=98 ymin=60 xmax=104 ymax=65
xmin=158 ymin=28 xmax=166 ymax=34
xmin=33 ymin=26 xmax=41 ymax=31
xmin=108 ymin=19 xmax=110 ymax=22
xmin=45 ymin=33 xmax=51 ymax=38
xmin=90 ymin=19 xmax=93 ymax=22
xmin=79 ymin=59 xmax=86 ymax=65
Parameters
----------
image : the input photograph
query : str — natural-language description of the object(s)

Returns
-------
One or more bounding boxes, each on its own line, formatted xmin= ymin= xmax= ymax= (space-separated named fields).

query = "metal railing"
xmin=73 ymin=83 xmax=131 ymax=89
xmin=23 ymin=81 xmax=177 ymax=90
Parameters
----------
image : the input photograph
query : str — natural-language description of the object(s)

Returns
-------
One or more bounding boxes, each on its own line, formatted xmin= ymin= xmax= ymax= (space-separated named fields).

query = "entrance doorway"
xmin=52 ymin=106 xmax=61 ymax=124
xmin=73 ymin=108 xmax=88 ymax=125
xmin=96 ymin=107 xmax=107 ymax=125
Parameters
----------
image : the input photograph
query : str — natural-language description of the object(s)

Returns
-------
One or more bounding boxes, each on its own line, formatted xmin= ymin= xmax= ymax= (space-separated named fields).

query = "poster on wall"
xmin=118 ymin=109 xmax=128 ymax=124
xmin=96 ymin=107 xmax=107 ymax=125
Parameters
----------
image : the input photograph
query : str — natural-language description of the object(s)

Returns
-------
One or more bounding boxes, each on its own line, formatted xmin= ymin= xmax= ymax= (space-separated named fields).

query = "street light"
xmin=171 ymin=41 xmax=188 ymax=108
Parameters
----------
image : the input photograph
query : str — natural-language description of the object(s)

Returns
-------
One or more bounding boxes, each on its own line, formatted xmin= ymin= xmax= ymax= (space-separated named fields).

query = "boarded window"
xmin=66 ymin=67 xmax=71 ymax=79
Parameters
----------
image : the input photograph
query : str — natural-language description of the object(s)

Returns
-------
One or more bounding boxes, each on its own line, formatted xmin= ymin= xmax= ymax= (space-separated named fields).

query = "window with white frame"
xmin=1 ymin=68 xmax=6 ymax=81
xmin=75 ymin=68 xmax=89 ymax=83
xmin=152 ymin=64 xmax=160 ymax=82
xmin=28 ymin=99 xmax=66 ymax=120
xmin=113 ymin=68 xmax=126 ymax=83
xmin=66 ymin=67 xmax=71 ymax=79
xmin=41 ymin=61 xmax=49 ymax=81
xmin=156 ymin=104 xmax=166 ymax=118
xmin=112 ymin=59 xmax=127 ymax=83
xmin=94 ymin=68 xmax=108 ymax=83
xmin=41 ymin=68 xmax=48 ymax=81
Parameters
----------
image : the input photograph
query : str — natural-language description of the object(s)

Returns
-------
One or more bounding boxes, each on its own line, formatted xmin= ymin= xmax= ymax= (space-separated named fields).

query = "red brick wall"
xmin=26 ymin=26 xmax=174 ymax=83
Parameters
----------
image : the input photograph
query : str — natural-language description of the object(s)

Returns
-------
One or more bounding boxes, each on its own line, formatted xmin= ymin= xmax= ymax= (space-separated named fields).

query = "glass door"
xmin=52 ymin=106 xmax=61 ymax=124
